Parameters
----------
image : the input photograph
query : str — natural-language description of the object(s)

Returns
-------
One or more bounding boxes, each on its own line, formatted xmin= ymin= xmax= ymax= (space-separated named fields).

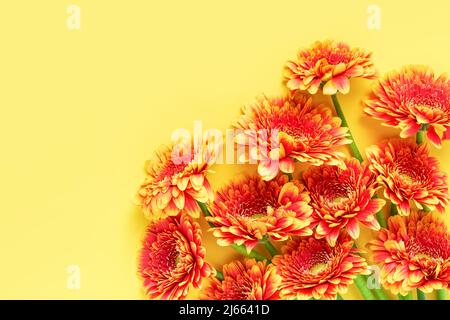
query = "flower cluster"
xmin=135 ymin=40 xmax=450 ymax=300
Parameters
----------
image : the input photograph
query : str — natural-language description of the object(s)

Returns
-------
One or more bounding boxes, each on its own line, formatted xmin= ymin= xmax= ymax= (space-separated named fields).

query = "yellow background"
xmin=0 ymin=0 xmax=449 ymax=299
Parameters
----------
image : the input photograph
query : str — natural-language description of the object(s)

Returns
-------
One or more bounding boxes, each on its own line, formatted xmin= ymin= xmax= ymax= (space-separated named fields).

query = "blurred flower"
xmin=207 ymin=174 xmax=313 ymax=251
xmin=364 ymin=65 xmax=450 ymax=148
xmin=286 ymin=40 xmax=376 ymax=95
xmin=136 ymin=138 xmax=218 ymax=220
xmin=201 ymin=259 xmax=280 ymax=300
xmin=303 ymin=158 xmax=385 ymax=246
xmin=369 ymin=211 xmax=450 ymax=295
xmin=366 ymin=138 xmax=448 ymax=216
xmin=139 ymin=215 xmax=214 ymax=299
xmin=273 ymin=234 xmax=369 ymax=300
xmin=233 ymin=94 xmax=351 ymax=181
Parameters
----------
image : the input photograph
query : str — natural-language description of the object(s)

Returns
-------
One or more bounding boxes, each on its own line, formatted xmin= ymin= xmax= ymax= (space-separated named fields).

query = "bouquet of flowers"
xmin=135 ymin=40 xmax=450 ymax=300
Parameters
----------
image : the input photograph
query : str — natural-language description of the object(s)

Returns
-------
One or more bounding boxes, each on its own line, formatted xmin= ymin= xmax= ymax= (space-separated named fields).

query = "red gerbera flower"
xmin=366 ymin=138 xmax=448 ymax=216
xmin=201 ymin=259 xmax=280 ymax=300
xmin=136 ymin=139 xmax=217 ymax=220
xmin=286 ymin=40 xmax=376 ymax=95
xmin=233 ymin=93 xmax=351 ymax=181
xmin=369 ymin=211 xmax=450 ymax=295
xmin=273 ymin=234 xmax=369 ymax=300
xmin=139 ymin=215 xmax=214 ymax=299
xmin=364 ymin=65 xmax=450 ymax=148
xmin=303 ymin=158 xmax=385 ymax=246
xmin=207 ymin=174 xmax=313 ymax=251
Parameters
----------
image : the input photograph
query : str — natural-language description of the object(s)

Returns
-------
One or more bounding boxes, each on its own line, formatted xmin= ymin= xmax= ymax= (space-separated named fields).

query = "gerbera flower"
xmin=233 ymin=93 xmax=351 ymax=181
xmin=273 ymin=234 xmax=369 ymax=300
xmin=138 ymin=214 xmax=214 ymax=299
xmin=364 ymin=65 xmax=450 ymax=148
xmin=369 ymin=211 xmax=450 ymax=295
xmin=366 ymin=138 xmax=448 ymax=216
xmin=303 ymin=158 xmax=385 ymax=246
xmin=206 ymin=174 xmax=313 ymax=251
xmin=201 ymin=259 xmax=280 ymax=300
xmin=136 ymin=139 xmax=218 ymax=220
xmin=286 ymin=40 xmax=376 ymax=95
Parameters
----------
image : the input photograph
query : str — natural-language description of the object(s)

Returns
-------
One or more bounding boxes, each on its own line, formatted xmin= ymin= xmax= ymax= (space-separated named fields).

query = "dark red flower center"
xmin=393 ymin=154 xmax=431 ymax=186
xmin=306 ymin=47 xmax=352 ymax=66
xmin=293 ymin=244 xmax=332 ymax=276
xmin=400 ymin=82 xmax=450 ymax=114
xmin=408 ymin=232 xmax=450 ymax=262
xmin=155 ymin=160 xmax=188 ymax=183
xmin=222 ymin=277 xmax=255 ymax=300
xmin=310 ymin=179 xmax=354 ymax=210
xmin=271 ymin=115 xmax=324 ymax=147
xmin=151 ymin=232 xmax=181 ymax=272
xmin=237 ymin=198 xmax=277 ymax=218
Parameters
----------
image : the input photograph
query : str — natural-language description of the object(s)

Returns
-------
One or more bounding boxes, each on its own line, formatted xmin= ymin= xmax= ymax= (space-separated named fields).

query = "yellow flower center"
xmin=399 ymin=173 xmax=414 ymax=185
xmin=331 ymin=196 xmax=347 ymax=204
xmin=251 ymin=213 xmax=267 ymax=219
xmin=415 ymin=253 xmax=432 ymax=260
xmin=309 ymin=262 xmax=328 ymax=275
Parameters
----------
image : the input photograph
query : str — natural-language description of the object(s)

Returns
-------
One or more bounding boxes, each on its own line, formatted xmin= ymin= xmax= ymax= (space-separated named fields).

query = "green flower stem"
xmin=197 ymin=201 xmax=213 ymax=219
xmin=354 ymin=275 xmax=376 ymax=300
xmin=390 ymin=203 xmax=398 ymax=216
xmin=261 ymin=237 xmax=278 ymax=257
xmin=416 ymin=130 xmax=425 ymax=145
xmin=215 ymin=271 xmax=224 ymax=281
xmin=197 ymin=201 xmax=267 ymax=261
xmin=331 ymin=94 xmax=364 ymax=163
xmin=417 ymin=289 xmax=426 ymax=300
xmin=356 ymin=274 xmax=389 ymax=300
xmin=230 ymin=244 xmax=267 ymax=261
xmin=373 ymin=288 xmax=389 ymax=300
xmin=416 ymin=124 xmax=429 ymax=145
xmin=285 ymin=172 xmax=293 ymax=181
xmin=336 ymin=293 xmax=344 ymax=300
xmin=398 ymin=292 xmax=413 ymax=300
xmin=437 ymin=289 xmax=447 ymax=300
xmin=353 ymin=242 xmax=389 ymax=299
xmin=376 ymin=211 xmax=387 ymax=229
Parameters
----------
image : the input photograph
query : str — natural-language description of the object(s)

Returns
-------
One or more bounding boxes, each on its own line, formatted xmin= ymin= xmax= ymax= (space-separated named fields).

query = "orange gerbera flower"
xmin=139 ymin=214 xmax=214 ymax=299
xmin=233 ymin=93 xmax=351 ymax=181
xmin=303 ymin=158 xmax=385 ymax=246
xmin=364 ymin=66 xmax=450 ymax=148
xmin=136 ymin=139 xmax=217 ymax=220
xmin=273 ymin=234 xmax=369 ymax=300
xmin=369 ymin=211 xmax=450 ymax=295
xmin=366 ymin=138 xmax=448 ymax=216
xmin=201 ymin=259 xmax=281 ymax=300
xmin=206 ymin=174 xmax=313 ymax=251
xmin=286 ymin=40 xmax=376 ymax=95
